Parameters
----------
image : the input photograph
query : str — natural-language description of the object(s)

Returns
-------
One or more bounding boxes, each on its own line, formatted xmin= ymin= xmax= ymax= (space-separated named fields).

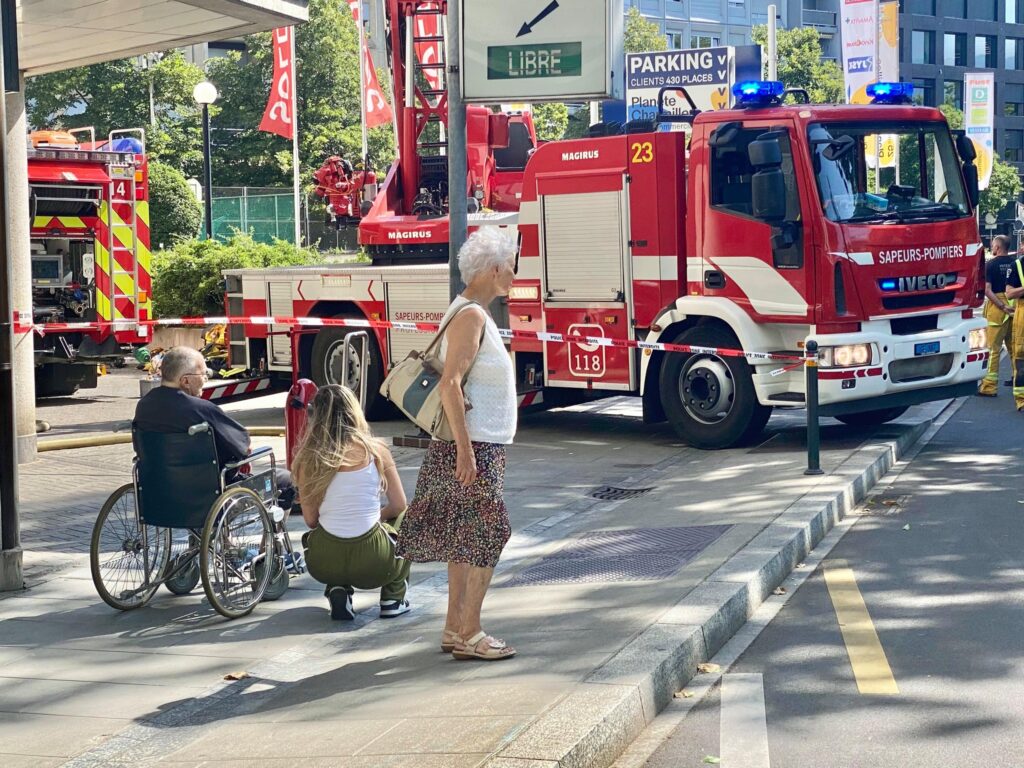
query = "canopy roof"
xmin=18 ymin=0 xmax=308 ymax=75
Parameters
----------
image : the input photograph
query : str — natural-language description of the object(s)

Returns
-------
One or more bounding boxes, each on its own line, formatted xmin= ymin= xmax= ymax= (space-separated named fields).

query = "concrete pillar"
xmin=6 ymin=75 xmax=36 ymax=463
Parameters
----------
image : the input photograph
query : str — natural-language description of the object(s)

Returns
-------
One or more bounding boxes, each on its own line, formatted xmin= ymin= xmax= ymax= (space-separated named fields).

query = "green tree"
xmin=981 ymin=156 xmax=1022 ymax=220
xmin=624 ymin=7 xmax=667 ymax=53
xmin=530 ymin=103 xmax=569 ymax=142
xmin=207 ymin=0 xmax=395 ymax=188
xmin=26 ymin=51 xmax=206 ymax=174
xmin=751 ymin=25 xmax=843 ymax=104
xmin=148 ymin=161 xmax=203 ymax=249
xmin=939 ymin=103 xmax=964 ymax=130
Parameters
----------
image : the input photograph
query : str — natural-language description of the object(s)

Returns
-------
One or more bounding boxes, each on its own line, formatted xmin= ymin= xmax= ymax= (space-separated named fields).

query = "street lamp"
xmin=192 ymin=80 xmax=218 ymax=240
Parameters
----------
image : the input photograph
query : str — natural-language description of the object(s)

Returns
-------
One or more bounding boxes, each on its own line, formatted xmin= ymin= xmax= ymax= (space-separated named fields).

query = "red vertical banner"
xmin=259 ymin=27 xmax=295 ymax=140
xmin=414 ymin=2 xmax=444 ymax=93
xmin=363 ymin=43 xmax=393 ymax=128
xmin=347 ymin=0 xmax=360 ymax=22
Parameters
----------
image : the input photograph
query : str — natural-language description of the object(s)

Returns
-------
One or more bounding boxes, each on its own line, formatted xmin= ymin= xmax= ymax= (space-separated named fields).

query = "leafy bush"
xmin=152 ymin=233 xmax=322 ymax=318
xmin=148 ymin=161 xmax=203 ymax=249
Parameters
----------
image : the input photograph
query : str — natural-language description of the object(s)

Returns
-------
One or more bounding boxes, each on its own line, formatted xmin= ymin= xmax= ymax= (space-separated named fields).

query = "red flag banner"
xmin=363 ymin=42 xmax=393 ymax=128
xmin=414 ymin=2 xmax=444 ymax=93
xmin=259 ymin=27 xmax=295 ymax=140
xmin=347 ymin=0 xmax=359 ymax=22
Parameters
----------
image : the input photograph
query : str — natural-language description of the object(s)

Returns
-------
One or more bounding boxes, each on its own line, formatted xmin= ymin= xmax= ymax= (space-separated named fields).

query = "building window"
xmin=1005 ymin=129 xmax=1024 ymax=163
xmin=976 ymin=1 xmax=998 ymax=20
xmin=1009 ymin=0 xmax=1024 ymax=23
xmin=944 ymin=33 xmax=967 ymax=66
xmin=912 ymin=78 xmax=936 ymax=106
xmin=944 ymin=80 xmax=963 ymax=109
xmin=940 ymin=0 xmax=967 ymax=17
xmin=666 ymin=0 xmax=684 ymax=15
xmin=1008 ymin=39 xmax=1024 ymax=70
xmin=666 ymin=31 xmax=682 ymax=49
xmin=1005 ymin=83 xmax=1024 ymax=116
xmin=909 ymin=0 xmax=936 ymax=13
xmin=690 ymin=34 xmax=721 ymax=49
xmin=975 ymin=35 xmax=998 ymax=68
xmin=912 ymin=30 xmax=935 ymax=64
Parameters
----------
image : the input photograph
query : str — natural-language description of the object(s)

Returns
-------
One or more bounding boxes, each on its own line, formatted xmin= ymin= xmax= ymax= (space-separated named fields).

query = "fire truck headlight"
xmin=969 ymin=328 xmax=987 ymax=351
xmin=820 ymin=343 xmax=873 ymax=368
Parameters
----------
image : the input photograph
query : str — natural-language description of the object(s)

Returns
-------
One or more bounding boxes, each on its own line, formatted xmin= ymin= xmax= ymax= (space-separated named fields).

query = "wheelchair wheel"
xmin=165 ymin=533 xmax=201 ymax=595
xmin=165 ymin=553 xmax=201 ymax=595
xmin=255 ymin=553 xmax=289 ymax=602
xmin=200 ymin=487 xmax=275 ymax=618
xmin=90 ymin=484 xmax=171 ymax=611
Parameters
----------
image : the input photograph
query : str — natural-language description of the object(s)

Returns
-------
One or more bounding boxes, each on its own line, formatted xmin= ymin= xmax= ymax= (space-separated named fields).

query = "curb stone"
xmin=483 ymin=410 xmax=937 ymax=768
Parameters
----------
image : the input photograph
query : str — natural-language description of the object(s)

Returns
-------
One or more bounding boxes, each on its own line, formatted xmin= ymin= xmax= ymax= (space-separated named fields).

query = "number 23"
xmin=630 ymin=141 xmax=653 ymax=164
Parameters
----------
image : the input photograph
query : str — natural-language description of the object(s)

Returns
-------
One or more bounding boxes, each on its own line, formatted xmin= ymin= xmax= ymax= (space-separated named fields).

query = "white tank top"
xmin=317 ymin=461 xmax=382 ymax=538
xmin=439 ymin=296 xmax=517 ymax=445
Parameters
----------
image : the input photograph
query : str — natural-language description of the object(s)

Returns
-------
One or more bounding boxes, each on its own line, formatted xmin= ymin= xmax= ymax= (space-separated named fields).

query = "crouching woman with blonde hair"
xmin=293 ymin=385 xmax=411 ymax=621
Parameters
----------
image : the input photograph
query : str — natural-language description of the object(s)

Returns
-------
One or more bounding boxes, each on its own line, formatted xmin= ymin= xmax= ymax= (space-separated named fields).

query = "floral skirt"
xmin=396 ymin=441 xmax=511 ymax=568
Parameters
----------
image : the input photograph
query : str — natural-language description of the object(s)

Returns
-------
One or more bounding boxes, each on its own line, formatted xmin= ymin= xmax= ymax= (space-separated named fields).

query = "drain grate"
xmin=589 ymin=485 xmax=654 ymax=501
xmin=503 ymin=525 xmax=731 ymax=587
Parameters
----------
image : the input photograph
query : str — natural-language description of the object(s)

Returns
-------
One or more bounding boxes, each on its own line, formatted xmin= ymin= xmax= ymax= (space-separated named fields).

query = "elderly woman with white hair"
xmin=397 ymin=227 xmax=518 ymax=661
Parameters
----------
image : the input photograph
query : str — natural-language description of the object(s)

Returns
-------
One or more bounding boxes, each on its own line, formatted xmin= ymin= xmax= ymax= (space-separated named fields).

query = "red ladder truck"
xmin=225 ymin=81 xmax=987 ymax=448
xmin=312 ymin=0 xmax=536 ymax=261
xmin=27 ymin=128 xmax=151 ymax=397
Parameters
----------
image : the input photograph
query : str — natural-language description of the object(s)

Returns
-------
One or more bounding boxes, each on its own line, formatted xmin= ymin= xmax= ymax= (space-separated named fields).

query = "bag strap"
xmin=422 ymin=299 xmax=486 ymax=359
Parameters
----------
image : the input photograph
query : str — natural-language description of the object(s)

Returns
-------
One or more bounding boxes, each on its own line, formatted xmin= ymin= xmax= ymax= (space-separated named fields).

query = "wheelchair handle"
xmin=223 ymin=445 xmax=274 ymax=470
xmin=188 ymin=422 xmax=211 ymax=436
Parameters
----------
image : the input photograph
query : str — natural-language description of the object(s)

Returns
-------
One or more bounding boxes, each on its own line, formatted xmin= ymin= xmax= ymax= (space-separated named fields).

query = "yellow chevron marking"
xmin=137 ymin=199 xmax=149 ymax=224
xmin=58 ymin=216 xmax=85 ymax=229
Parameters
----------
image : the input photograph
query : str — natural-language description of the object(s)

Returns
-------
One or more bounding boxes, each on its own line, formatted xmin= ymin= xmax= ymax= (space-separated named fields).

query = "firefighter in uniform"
xmin=1004 ymin=244 xmax=1024 ymax=410
xmin=979 ymin=235 xmax=1016 ymax=396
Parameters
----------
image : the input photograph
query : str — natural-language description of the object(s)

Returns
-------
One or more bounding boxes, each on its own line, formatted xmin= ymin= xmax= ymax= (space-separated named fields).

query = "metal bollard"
xmin=340 ymin=331 xmax=370 ymax=411
xmin=804 ymin=339 xmax=824 ymax=476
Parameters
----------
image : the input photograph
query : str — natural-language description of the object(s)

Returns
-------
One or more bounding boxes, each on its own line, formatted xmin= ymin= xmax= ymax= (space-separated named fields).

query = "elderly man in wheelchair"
xmin=89 ymin=347 xmax=304 ymax=619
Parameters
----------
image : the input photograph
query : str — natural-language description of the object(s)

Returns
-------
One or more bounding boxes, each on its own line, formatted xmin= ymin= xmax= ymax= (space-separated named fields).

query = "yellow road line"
xmin=824 ymin=559 xmax=899 ymax=695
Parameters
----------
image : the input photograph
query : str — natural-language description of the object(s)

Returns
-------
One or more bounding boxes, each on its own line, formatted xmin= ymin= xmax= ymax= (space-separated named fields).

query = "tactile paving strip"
xmin=502 ymin=525 xmax=732 ymax=587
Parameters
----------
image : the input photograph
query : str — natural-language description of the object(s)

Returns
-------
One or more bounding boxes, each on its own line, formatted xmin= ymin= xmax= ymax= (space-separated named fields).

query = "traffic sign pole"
xmin=447 ymin=0 xmax=468 ymax=300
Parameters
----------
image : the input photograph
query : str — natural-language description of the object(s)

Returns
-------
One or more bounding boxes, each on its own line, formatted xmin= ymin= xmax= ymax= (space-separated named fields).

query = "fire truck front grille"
xmin=882 ymin=291 xmax=956 ymax=311
xmin=889 ymin=353 xmax=954 ymax=383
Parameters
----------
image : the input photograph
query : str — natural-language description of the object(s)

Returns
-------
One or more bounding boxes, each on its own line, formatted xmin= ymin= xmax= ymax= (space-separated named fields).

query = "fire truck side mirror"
xmin=749 ymin=135 xmax=787 ymax=224
xmin=955 ymin=134 xmax=976 ymax=162
xmin=962 ymin=162 xmax=980 ymax=209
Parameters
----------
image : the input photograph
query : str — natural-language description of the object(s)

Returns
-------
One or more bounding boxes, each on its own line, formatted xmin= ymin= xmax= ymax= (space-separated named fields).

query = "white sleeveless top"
xmin=438 ymin=296 xmax=517 ymax=445
xmin=317 ymin=461 xmax=382 ymax=538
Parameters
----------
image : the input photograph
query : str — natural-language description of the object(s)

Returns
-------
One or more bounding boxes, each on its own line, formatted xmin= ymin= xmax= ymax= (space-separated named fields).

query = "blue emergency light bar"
xmin=880 ymin=279 xmax=898 ymax=291
xmin=867 ymin=82 xmax=915 ymax=105
xmin=732 ymin=80 xmax=785 ymax=107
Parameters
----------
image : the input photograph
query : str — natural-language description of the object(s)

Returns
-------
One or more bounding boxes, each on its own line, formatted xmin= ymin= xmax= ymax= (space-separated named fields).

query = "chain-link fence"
xmin=210 ymin=187 xmax=297 ymax=243
xmin=206 ymin=187 xmax=361 ymax=253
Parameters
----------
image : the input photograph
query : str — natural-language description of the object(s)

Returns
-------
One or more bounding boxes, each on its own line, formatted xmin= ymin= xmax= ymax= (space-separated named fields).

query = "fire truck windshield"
xmin=808 ymin=121 xmax=969 ymax=224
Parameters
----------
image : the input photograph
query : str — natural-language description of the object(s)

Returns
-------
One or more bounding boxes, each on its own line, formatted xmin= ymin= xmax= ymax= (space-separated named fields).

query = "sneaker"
xmin=328 ymin=587 xmax=355 ymax=620
xmin=379 ymin=598 xmax=411 ymax=618
xmin=283 ymin=551 xmax=305 ymax=574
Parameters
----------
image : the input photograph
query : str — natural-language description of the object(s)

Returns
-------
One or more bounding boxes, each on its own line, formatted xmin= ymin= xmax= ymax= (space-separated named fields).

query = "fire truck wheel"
xmin=310 ymin=325 xmax=388 ymax=419
xmin=834 ymin=406 xmax=908 ymax=427
xmin=659 ymin=325 xmax=771 ymax=449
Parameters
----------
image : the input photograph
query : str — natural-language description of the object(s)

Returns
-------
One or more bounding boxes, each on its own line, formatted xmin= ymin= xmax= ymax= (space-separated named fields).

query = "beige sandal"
xmin=440 ymin=629 xmax=463 ymax=653
xmin=451 ymin=631 xmax=516 ymax=661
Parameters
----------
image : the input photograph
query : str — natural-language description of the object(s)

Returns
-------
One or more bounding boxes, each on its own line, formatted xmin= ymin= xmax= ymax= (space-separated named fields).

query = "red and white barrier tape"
xmin=13 ymin=314 xmax=806 ymax=365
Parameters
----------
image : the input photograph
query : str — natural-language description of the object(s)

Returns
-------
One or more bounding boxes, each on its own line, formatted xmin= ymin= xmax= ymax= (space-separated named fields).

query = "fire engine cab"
xmin=27 ymin=128 xmax=151 ymax=397
xmin=226 ymin=81 xmax=988 ymax=448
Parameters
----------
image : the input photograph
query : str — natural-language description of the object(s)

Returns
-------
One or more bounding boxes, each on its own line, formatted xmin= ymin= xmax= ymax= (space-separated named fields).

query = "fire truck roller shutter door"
xmin=310 ymin=320 xmax=391 ymax=420
xmin=658 ymin=323 xmax=771 ymax=449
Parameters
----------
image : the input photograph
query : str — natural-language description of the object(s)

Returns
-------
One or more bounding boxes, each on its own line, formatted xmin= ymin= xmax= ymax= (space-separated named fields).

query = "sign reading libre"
xmin=487 ymin=42 xmax=582 ymax=80
xmin=460 ymin=0 xmax=623 ymax=102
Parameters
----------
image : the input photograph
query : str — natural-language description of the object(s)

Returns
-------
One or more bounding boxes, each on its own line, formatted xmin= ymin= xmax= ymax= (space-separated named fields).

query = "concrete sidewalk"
xmin=1 ymin=387 xmax=950 ymax=768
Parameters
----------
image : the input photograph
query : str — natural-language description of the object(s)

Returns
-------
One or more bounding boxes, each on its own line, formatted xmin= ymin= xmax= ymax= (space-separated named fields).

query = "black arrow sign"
xmin=517 ymin=0 xmax=560 ymax=37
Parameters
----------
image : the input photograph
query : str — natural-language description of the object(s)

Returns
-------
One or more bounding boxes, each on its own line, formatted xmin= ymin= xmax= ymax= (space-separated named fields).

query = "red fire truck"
xmin=224 ymin=82 xmax=987 ymax=448
xmin=27 ymin=128 xmax=152 ymax=396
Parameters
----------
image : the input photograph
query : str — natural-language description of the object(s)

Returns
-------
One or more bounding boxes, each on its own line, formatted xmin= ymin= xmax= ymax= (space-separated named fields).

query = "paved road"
xmin=641 ymin=389 xmax=1024 ymax=768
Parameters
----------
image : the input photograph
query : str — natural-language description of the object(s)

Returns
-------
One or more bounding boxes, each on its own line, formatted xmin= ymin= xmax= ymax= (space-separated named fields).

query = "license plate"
xmin=914 ymin=341 xmax=940 ymax=356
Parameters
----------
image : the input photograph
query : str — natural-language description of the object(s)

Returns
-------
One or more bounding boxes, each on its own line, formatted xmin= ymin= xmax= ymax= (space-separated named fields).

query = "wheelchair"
xmin=89 ymin=422 xmax=304 ymax=619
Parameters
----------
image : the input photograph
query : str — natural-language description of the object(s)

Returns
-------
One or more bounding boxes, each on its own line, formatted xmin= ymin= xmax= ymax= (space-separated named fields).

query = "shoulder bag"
xmin=379 ymin=301 xmax=485 ymax=442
